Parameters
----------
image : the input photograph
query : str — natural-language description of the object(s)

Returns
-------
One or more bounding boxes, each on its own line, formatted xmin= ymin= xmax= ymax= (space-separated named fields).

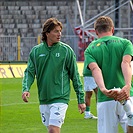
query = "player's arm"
xmin=22 ymin=50 xmax=36 ymax=102
xmin=89 ymin=63 xmax=106 ymax=91
xmin=66 ymin=49 xmax=85 ymax=104
xmin=121 ymin=55 xmax=132 ymax=88
xmin=88 ymin=62 xmax=118 ymax=98
xmin=117 ymin=55 xmax=132 ymax=101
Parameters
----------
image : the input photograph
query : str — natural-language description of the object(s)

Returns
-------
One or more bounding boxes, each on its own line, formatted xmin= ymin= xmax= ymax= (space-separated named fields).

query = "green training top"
xmin=83 ymin=54 xmax=92 ymax=77
xmin=22 ymin=41 xmax=85 ymax=104
xmin=83 ymin=39 xmax=98 ymax=77
xmin=84 ymin=36 xmax=133 ymax=102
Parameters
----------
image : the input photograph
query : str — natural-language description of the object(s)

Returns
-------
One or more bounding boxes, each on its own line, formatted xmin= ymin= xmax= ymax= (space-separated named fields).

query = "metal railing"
xmin=0 ymin=35 xmax=79 ymax=61
xmin=0 ymin=32 xmax=133 ymax=61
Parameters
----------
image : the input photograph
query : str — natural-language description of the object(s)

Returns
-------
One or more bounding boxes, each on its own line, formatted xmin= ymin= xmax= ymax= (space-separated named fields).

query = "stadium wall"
xmin=0 ymin=61 xmax=133 ymax=78
xmin=0 ymin=62 xmax=84 ymax=78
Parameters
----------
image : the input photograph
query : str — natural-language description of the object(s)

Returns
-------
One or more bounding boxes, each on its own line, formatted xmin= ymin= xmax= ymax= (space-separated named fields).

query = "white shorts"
xmin=125 ymin=97 xmax=133 ymax=126
xmin=84 ymin=76 xmax=97 ymax=92
xmin=97 ymin=97 xmax=133 ymax=133
xmin=39 ymin=103 xmax=68 ymax=128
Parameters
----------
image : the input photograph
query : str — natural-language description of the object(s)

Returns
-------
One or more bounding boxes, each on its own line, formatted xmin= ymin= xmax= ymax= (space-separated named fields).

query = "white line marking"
xmin=0 ymin=98 xmax=77 ymax=107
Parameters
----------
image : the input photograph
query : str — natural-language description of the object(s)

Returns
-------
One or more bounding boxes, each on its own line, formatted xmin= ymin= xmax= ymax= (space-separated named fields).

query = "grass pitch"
xmin=0 ymin=78 xmax=124 ymax=133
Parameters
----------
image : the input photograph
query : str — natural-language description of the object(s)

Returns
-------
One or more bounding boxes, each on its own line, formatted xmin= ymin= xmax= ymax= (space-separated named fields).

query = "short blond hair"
xmin=94 ymin=16 xmax=114 ymax=33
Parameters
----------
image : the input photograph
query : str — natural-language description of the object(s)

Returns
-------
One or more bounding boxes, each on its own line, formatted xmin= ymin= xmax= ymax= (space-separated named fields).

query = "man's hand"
xmin=102 ymin=88 xmax=119 ymax=100
xmin=22 ymin=92 xmax=30 ymax=102
xmin=78 ymin=103 xmax=86 ymax=114
xmin=116 ymin=85 xmax=130 ymax=101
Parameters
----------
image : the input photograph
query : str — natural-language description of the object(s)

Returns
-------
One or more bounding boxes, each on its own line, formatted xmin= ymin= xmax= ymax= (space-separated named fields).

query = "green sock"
xmin=86 ymin=106 xmax=90 ymax=112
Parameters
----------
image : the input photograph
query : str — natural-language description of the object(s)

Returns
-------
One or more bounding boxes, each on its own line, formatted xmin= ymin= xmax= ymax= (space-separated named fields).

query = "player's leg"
xmin=117 ymin=101 xmax=128 ymax=133
xmin=39 ymin=103 xmax=68 ymax=133
xmin=39 ymin=104 xmax=50 ymax=130
xmin=127 ymin=126 xmax=133 ymax=133
xmin=85 ymin=91 xmax=93 ymax=109
xmin=97 ymin=100 xmax=119 ymax=133
xmin=84 ymin=90 xmax=93 ymax=118
xmin=127 ymin=97 xmax=133 ymax=133
xmin=48 ymin=125 xmax=60 ymax=133
xmin=48 ymin=103 xmax=68 ymax=133
xmin=84 ymin=76 xmax=97 ymax=119
xmin=112 ymin=89 xmax=133 ymax=133
xmin=93 ymin=87 xmax=98 ymax=103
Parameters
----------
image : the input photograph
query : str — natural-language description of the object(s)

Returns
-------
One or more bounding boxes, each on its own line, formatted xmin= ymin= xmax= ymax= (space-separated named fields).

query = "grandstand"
xmin=0 ymin=0 xmax=133 ymax=61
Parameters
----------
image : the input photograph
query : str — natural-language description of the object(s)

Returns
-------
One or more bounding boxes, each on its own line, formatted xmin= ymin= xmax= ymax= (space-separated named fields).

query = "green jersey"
xmin=22 ymin=41 xmax=84 ymax=104
xmin=83 ymin=60 xmax=92 ymax=77
xmin=83 ymin=39 xmax=97 ymax=77
xmin=83 ymin=54 xmax=92 ymax=77
xmin=85 ymin=36 xmax=133 ymax=102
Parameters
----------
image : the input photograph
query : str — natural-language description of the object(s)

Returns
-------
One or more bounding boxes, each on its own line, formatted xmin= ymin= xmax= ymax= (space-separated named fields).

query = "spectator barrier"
xmin=0 ymin=61 xmax=84 ymax=78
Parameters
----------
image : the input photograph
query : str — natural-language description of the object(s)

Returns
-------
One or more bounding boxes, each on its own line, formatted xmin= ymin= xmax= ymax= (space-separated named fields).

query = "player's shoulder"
xmin=29 ymin=43 xmax=45 ymax=54
xmin=59 ymin=41 xmax=74 ymax=51
xmin=87 ymin=39 xmax=100 ymax=49
xmin=112 ymin=36 xmax=131 ymax=44
xmin=32 ymin=42 xmax=43 ymax=49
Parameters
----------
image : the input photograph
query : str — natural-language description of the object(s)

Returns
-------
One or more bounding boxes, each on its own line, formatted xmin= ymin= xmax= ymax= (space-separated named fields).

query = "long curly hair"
xmin=41 ymin=18 xmax=63 ymax=42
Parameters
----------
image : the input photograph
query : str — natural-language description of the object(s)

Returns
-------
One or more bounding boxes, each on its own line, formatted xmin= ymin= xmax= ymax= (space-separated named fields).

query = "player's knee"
xmin=48 ymin=125 xmax=60 ymax=133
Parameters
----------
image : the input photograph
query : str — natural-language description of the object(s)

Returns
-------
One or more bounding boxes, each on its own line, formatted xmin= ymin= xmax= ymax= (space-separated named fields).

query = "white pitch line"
xmin=0 ymin=98 xmax=78 ymax=107
xmin=0 ymin=102 xmax=38 ymax=107
xmin=0 ymin=97 xmax=95 ymax=107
